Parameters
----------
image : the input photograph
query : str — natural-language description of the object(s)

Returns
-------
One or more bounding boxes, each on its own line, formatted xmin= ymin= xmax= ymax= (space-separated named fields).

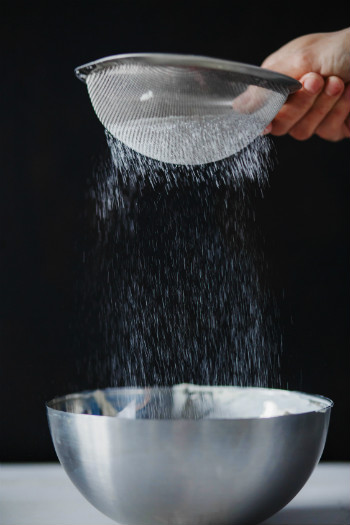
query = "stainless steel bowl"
xmin=47 ymin=386 xmax=332 ymax=525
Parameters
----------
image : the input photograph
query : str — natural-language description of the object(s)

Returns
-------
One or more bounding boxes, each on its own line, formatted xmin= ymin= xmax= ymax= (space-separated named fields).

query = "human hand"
xmin=261 ymin=29 xmax=350 ymax=141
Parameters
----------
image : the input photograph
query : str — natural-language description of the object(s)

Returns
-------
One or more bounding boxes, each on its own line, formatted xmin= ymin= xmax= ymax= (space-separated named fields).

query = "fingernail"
xmin=262 ymin=123 xmax=272 ymax=135
xmin=303 ymin=74 xmax=323 ymax=95
xmin=325 ymin=76 xmax=344 ymax=97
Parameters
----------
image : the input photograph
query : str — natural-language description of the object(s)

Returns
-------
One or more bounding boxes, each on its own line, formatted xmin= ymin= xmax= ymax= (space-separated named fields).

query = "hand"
xmin=261 ymin=29 xmax=350 ymax=141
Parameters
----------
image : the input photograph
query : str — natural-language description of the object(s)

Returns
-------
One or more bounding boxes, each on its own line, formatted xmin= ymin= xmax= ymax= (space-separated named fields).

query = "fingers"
xmin=232 ymin=84 xmax=281 ymax=118
xmin=289 ymin=76 xmax=345 ymax=140
xmin=267 ymin=73 xmax=350 ymax=142
xmin=269 ymin=73 xmax=325 ymax=136
xmin=315 ymin=83 xmax=350 ymax=141
xmin=231 ymin=85 xmax=263 ymax=113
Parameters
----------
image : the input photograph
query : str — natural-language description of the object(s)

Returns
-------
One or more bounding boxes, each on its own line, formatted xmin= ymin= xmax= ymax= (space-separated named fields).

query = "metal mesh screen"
xmin=78 ymin=55 xmax=300 ymax=165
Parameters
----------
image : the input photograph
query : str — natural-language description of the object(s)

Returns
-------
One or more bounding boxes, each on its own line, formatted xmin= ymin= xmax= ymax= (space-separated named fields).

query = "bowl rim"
xmin=46 ymin=386 xmax=333 ymax=421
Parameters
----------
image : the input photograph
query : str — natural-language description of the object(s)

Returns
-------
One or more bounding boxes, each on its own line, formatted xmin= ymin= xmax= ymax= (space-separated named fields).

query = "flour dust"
xmin=81 ymin=133 xmax=282 ymax=389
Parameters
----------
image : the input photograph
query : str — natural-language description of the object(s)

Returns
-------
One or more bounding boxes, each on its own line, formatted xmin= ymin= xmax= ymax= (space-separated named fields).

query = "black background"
xmin=1 ymin=2 xmax=349 ymax=462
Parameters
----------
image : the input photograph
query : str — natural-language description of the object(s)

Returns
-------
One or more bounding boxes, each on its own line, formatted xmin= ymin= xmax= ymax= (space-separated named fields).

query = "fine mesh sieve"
xmin=75 ymin=53 xmax=301 ymax=165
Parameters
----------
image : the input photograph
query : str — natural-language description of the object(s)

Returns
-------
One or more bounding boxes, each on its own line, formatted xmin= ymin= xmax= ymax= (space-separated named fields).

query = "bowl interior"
xmin=47 ymin=384 xmax=332 ymax=420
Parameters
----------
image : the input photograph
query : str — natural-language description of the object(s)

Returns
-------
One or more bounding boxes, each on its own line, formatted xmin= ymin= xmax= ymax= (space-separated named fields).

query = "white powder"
xmin=140 ymin=90 xmax=154 ymax=101
xmin=83 ymin=134 xmax=282 ymax=390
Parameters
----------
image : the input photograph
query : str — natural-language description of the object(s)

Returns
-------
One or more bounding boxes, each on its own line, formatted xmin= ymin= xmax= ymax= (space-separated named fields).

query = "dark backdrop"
xmin=1 ymin=2 xmax=349 ymax=461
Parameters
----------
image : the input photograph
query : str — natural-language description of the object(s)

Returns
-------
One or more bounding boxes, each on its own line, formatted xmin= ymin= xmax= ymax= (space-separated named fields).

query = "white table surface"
xmin=0 ymin=462 xmax=349 ymax=525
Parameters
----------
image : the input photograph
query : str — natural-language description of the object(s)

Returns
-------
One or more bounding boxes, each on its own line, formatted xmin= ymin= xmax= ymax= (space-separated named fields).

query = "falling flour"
xmin=81 ymin=133 xmax=283 ymax=390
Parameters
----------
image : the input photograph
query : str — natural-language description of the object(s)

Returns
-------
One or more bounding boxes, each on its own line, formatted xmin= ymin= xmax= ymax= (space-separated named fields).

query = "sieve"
xmin=75 ymin=53 xmax=301 ymax=165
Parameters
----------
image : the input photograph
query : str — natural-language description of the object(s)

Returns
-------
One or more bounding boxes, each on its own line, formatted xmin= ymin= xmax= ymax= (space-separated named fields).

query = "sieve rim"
xmin=74 ymin=52 xmax=301 ymax=93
